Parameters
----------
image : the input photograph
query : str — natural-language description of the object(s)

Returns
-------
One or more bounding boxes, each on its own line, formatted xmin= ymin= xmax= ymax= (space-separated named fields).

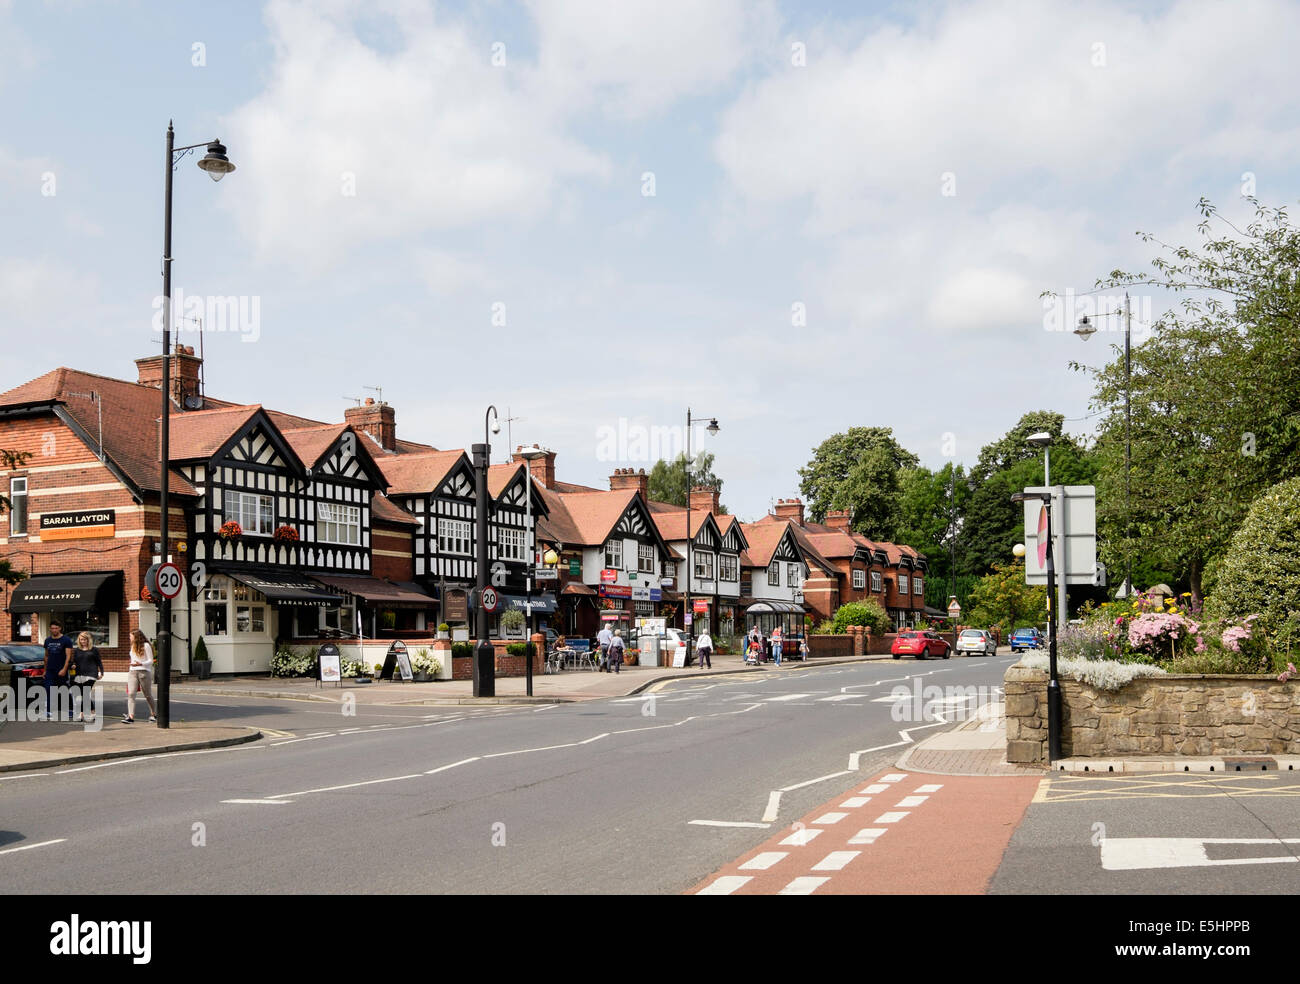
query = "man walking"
xmin=696 ymin=629 xmax=713 ymax=669
xmin=42 ymin=621 xmax=74 ymax=721
xmin=597 ymin=624 xmax=614 ymax=672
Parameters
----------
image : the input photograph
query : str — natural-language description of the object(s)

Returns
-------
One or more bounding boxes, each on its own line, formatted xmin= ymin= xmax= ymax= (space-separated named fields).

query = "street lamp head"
xmin=1026 ymin=432 xmax=1052 ymax=448
xmin=542 ymin=548 xmax=559 ymax=566
xmin=197 ymin=141 xmax=235 ymax=182
xmin=1074 ymin=315 xmax=1098 ymax=340
xmin=518 ymin=444 xmax=546 ymax=460
xmin=1012 ymin=543 xmax=1026 ymax=558
xmin=706 ymin=418 xmax=720 ymax=436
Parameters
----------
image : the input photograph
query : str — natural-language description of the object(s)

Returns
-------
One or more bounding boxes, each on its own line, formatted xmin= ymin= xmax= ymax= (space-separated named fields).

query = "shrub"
xmin=505 ymin=642 xmax=529 ymax=657
xmin=341 ymin=656 xmax=367 ymax=678
xmin=270 ymin=646 xmax=318 ymax=678
xmin=500 ymin=609 xmax=525 ymax=634
xmin=1020 ymin=651 xmax=1167 ymax=690
xmin=1057 ymin=622 xmax=1119 ymax=662
xmin=1209 ymin=477 xmax=1300 ymax=641
xmin=813 ymin=619 xmax=837 ymax=635
xmin=451 ymin=642 xmax=475 ymax=660
xmin=437 ymin=623 xmax=450 ymax=633
xmin=831 ymin=600 xmax=891 ymax=636
xmin=1127 ymin=612 xmax=1196 ymax=661
xmin=194 ymin=637 xmax=209 ymax=663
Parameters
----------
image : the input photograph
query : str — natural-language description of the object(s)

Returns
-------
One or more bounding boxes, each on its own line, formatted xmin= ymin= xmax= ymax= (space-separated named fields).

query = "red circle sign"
xmin=481 ymin=587 xmax=500 ymax=613
xmin=156 ymin=562 xmax=184 ymax=600
xmin=1036 ymin=505 xmax=1049 ymax=570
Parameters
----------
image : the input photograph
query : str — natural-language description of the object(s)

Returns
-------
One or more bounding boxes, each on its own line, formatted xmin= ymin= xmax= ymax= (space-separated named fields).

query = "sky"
xmin=3 ymin=0 xmax=1297 ymax=521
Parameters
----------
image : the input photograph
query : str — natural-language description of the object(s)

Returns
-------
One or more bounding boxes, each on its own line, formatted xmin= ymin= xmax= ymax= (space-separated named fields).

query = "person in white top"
xmin=124 ymin=629 xmax=157 ymax=724
xmin=696 ymin=631 xmax=713 ymax=669
xmin=597 ymin=625 xmax=614 ymax=672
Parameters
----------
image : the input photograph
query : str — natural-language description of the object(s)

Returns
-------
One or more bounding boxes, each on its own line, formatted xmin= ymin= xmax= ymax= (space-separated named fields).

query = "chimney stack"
xmin=513 ymin=445 xmax=557 ymax=488
xmin=136 ymin=342 xmax=202 ymax=409
xmin=773 ymin=497 xmax=805 ymax=526
xmin=609 ymin=467 xmax=648 ymax=497
xmin=689 ymin=486 xmax=720 ymax=515
xmin=344 ymin=397 xmax=396 ymax=452
xmin=825 ymin=509 xmax=852 ymax=531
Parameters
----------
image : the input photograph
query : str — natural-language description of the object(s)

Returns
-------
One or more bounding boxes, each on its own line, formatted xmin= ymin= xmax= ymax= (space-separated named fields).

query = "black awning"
xmin=224 ymin=570 xmax=342 ymax=606
xmin=502 ymin=593 xmax=558 ymax=614
xmin=10 ymin=572 xmax=124 ymax=613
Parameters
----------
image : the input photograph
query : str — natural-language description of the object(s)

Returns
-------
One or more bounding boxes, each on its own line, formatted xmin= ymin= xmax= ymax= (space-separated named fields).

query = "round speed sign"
xmin=480 ymin=586 xmax=501 ymax=613
xmin=155 ymin=562 xmax=184 ymax=600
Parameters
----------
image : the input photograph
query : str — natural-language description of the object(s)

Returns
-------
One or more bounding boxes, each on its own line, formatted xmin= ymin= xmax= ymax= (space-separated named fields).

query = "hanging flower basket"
xmin=140 ymin=586 xmax=154 ymax=603
xmin=218 ymin=521 xmax=243 ymax=540
xmin=273 ymin=525 xmax=300 ymax=543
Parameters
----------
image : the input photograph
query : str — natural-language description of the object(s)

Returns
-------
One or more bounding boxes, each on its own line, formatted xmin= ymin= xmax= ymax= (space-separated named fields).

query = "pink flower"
xmin=1194 ymin=636 xmax=1207 ymax=653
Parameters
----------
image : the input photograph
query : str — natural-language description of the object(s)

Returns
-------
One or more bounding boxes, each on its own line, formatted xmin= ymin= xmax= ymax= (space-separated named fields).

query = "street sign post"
xmin=480 ymin=586 xmax=501 ymax=614
xmin=155 ymin=562 xmax=183 ymax=600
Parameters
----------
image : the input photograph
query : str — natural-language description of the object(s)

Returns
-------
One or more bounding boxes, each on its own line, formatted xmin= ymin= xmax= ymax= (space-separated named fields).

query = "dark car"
xmin=891 ymin=630 xmax=951 ymax=660
xmin=1010 ymin=628 xmax=1043 ymax=653
xmin=0 ymin=644 xmax=48 ymax=679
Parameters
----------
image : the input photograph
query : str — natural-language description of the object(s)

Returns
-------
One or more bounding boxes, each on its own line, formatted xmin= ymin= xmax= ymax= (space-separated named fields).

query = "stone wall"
xmin=1005 ymin=664 xmax=1300 ymax=763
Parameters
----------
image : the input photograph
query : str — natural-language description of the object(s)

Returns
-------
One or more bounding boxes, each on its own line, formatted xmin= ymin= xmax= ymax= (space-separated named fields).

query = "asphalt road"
xmin=0 ymin=655 xmax=1017 ymax=894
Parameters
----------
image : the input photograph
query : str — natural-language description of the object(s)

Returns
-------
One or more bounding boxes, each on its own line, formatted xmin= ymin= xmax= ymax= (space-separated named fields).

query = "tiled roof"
xmin=279 ymin=422 xmax=350 ymax=467
xmin=650 ymin=509 xmax=712 ymax=543
xmin=374 ymin=450 xmax=467 ymax=495
xmin=370 ymin=495 xmax=419 ymax=526
xmin=169 ymin=405 xmax=263 ymax=460
xmin=738 ymin=521 xmax=791 ymax=567
xmin=801 ymin=530 xmax=862 ymax=560
xmin=536 ymin=489 xmax=638 ymax=546
xmin=488 ymin=462 xmax=524 ymax=499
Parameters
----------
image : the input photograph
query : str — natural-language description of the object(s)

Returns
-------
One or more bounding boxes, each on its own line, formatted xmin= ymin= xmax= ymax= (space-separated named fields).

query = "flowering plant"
xmin=411 ymin=649 xmax=441 ymax=676
xmin=1127 ymin=612 xmax=1195 ymax=660
xmin=218 ymin=520 xmax=243 ymax=540
xmin=140 ymin=585 xmax=154 ymax=602
xmin=273 ymin=524 xmax=299 ymax=542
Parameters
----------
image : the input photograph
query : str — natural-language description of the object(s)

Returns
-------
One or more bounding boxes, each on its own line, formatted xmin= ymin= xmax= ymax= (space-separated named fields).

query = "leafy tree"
xmin=1208 ymin=477 xmax=1300 ymax=643
xmin=896 ymin=462 xmax=970 ymax=586
xmin=831 ymin=599 xmax=892 ymax=636
xmin=646 ymin=451 xmax=727 ymax=512
xmin=970 ymin=411 xmax=1076 ymax=484
xmin=798 ymin=427 xmax=918 ymax=537
xmin=967 ymin=561 xmax=1048 ymax=637
xmin=1070 ymin=198 xmax=1300 ymax=602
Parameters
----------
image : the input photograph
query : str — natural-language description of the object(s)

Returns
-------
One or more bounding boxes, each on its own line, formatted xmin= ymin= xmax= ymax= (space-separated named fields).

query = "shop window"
xmin=235 ymin=605 xmax=266 ymax=634
xmin=204 ymin=576 xmax=229 ymax=636
xmin=378 ymin=609 xmax=396 ymax=632
xmin=8 ymin=477 xmax=27 ymax=535
xmin=59 ymin=610 xmax=114 ymax=648
xmin=295 ymin=608 xmax=319 ymax=637
xmin=323 ymin=605 xmax=355 ymax=634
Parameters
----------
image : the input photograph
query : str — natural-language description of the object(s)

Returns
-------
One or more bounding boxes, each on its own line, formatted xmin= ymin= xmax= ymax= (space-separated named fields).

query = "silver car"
xmin=956 ymin=629 xmax=997 ymax=657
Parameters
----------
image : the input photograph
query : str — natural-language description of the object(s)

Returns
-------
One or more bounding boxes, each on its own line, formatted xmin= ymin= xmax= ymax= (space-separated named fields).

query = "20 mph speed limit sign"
xmin=155 ymin=562 xmax=184 ymax=600
xmin=480 ymin=586 xmax=501 ymax=613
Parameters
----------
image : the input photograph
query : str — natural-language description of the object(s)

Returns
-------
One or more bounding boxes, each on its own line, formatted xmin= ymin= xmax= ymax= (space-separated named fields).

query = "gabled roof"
xmin=370 ymin=494 xmax=419 ymax=527
xmin=649 ymin=508 xmax=718 ymax=544
xmin=279 ymin=422 xmax=350 ymax=467
xmin=535 ymin=487 xmax=672 ymax=560
xmin=374 ymin=450 xmax=468 ymax=496
xmin=739 ymin=520 xmax=798 ymax=568
xmin=169 ymin=405 xmax=264 ymax=460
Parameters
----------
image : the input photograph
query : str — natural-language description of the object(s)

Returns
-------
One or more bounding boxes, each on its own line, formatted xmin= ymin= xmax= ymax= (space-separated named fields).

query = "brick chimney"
xmin=345 ymin=397 xmax=396 ymax=452
xmin=136 ymin=343 xmax=202 ymax=409
xmin=513 ymin=446 xmax=557 ymax=488
xmin=825 ymin=509 xmax=852 ymax=531
xmin=609 ymin=467 xmax=649 ymax=497
xmin=689 ymin=485 xmax=720 ymax=514
xmin=773 ymin=497 xmax=805 ymax=526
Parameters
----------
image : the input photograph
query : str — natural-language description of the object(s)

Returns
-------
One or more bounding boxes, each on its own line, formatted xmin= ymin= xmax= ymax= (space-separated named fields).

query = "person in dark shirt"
xmin=71 ymin=631 xmax=105 ymax=723
xmin=42 ymin=622 xmax=75 ymax=721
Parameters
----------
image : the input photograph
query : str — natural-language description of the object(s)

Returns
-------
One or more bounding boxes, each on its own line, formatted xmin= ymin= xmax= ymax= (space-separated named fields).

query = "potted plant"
xmin=436 ymin=622 xmax=451 ymax=640
xmin=500 ymin=608 xmax=525 ymax=639
xmin=218 ymin=520 xmax=243 ymax=541
xmin=273 ymin=524 xmax=299 ymax=543
xmin=192 ymin=636 xmax=213 ymax=680
xmin=412 ymin=647 xmax=434 ymax=682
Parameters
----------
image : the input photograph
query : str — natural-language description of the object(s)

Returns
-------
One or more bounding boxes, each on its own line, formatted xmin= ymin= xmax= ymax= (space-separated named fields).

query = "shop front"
xmin=200 ymin=569 xmax=342 ymax=674
xmin=9 ymin=572 xmax=125 ymax=652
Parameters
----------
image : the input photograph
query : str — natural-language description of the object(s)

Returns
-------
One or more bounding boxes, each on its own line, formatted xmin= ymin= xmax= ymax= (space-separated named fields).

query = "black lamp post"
xmin=473 ymin=406 xmax=500 ymax=697
xmin=157 ymin=123 xmax=235 ymax=729
xmin=1013 ymin=491 xmax=1061 ymax=762
xmin=683 ymin=409 xmax=719 ymax=660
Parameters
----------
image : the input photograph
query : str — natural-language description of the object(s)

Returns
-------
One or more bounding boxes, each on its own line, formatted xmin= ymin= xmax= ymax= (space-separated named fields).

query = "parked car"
xmin=956 ymin=629 xmax=997 ymax=657
xmin=891 ymin=630 xmax=951 ymax=660
xmin=662 ymin=629 xmax=690 ymax=666
xmin=1010 ymin=628 xmax=1043 ymax=653
xmin=0 ymin=644 xmax=47 ymax=679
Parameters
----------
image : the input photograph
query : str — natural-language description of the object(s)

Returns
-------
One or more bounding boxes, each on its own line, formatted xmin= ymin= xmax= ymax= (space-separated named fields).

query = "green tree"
xmin=646 ymin=451 xmax=727 ymax=512
xmin=896 ymin=462 xmax=970 ymax=586
xmin=797 ymin=427 xmax=918 ymax=537
xmin=1070 ymin=197 xmax=1300 ymax=602
xmin=970 ymin=411 xmax=1073 ymax=484
xmin=967 ymin=562 xmax=1047 ymax=637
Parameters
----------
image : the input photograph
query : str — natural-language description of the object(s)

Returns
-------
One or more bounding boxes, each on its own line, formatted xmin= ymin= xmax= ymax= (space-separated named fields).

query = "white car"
xmin=956 ymin=629 xmax=997 ymax=657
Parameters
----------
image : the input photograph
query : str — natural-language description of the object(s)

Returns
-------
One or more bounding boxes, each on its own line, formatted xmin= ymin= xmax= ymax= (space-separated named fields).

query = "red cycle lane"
xmin=690 ymin=770 xmax=1043 ymax=895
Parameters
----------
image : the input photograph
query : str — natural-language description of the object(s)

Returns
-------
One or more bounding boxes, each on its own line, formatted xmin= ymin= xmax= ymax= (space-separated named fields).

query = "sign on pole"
xmin=1021 ymin=485 xmax=1097 ymax=586
xmin=155 ymin=562 xmax=184 ymax=600
xmin=480 ymin=586 xmax=501 ymax=613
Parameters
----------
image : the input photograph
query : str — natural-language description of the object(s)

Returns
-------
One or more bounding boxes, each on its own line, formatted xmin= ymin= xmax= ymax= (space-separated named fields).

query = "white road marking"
xmin=698 ymin=876 xmax=752 ymax=895
xmin=0 ymin=773 xmax=51 ymax=782
xmin=848 ymin=828 xmax=888 ymax=845
xmin=56 ymin=758 xmax=149 ymax=773
xmin=817 ymin=694 xmax=861 ymax=702
xmin=221 ymin=798 xmax=292 ymax=805
xmin=881 ymin=773 xmax=909 ymax=782
xmin=1100 ymin=837 xmax=1300 ymax=871
xmin=740 ymin=852 xmax=789 ymax=871
xmin=840 ymin=796 xmax=871 ymax=808
xmin=762 ymin=791 xmax=782 ymax=823
xmin=874 ymin=812 xmax=910 ymax=823
xmin=861 ymin=784 xmax=890 ymax=794
xmin=812 ymin=851 xmax=860 ymax=871
xmin=270 ymin=735 xmax=333 ymax=746
xmin=914 ymin=784 xmax=944 ymax=793
xmin=780 ymin=770 xmax=852 ymax=792
xmin=896 ymin=795 xmax=929 ymax=807
xmin=689 ymin=820 xmax=771 ymax=828
xmin=813 ymin=812 xmax=848 ymax=825
xmin=779 ymin=876 xmax=829 ymax=895
xmin=0 ymin=838 xmax=67 ymax=856
xmin=765 ymin=694 xmax=810 ymax=702
xmin=425 ymin=757 xmax=481 ymax=775
xmin=780 ymin=828 xmax=823 ymax=847
xmin=270 ymin=773 xmax=424 ymax=799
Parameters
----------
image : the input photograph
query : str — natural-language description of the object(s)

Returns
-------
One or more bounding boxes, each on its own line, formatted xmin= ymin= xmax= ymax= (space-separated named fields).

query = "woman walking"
xmin=124 ymin=629 xmax=157 ymax=724
xmin=71 ymin=631 xmax=105 ymax=723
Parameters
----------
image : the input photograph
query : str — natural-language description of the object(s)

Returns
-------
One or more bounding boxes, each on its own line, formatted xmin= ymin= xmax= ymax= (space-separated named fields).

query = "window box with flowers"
xmin=218 ymin=521 xmax=243 ymax=541
xmin=273 ymin=525 xmax=299 ymax=543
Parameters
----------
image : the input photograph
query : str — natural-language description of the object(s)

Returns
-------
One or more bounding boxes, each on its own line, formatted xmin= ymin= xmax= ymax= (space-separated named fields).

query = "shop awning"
xmin=744 ymin=600 xmax=805 ymax=614
xmin=224 ymin=570 xmax=342 ymax=606
xmin=502 ymin=593 xmax=558 ymax=614
xmin=560 ymin=582 xmax=597 ymax=596
xmin=314 ymin=575 xmax=437 ymax=608
xmin=9 ymin=572 xmax=123 ymax=613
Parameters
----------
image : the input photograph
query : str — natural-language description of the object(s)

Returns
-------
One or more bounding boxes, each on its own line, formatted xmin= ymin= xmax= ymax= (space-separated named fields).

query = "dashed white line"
xmin=221 ymin=798 xmax=292 ymax=805
xmin=880 ymin=773 xmax=909 ymax=783
xmin=740 ymin=852 xmax=789 ymax=871
xmin=779 ymin=876 xmax=829 ymax=895
xmin=874 ymin=812 xmax=910 ymax=823
xmin=812 ymin=851 xmax=860 ymax=872
xmin=762 ymin=791 xmax=782 ymax=823
xmin=848 ymin=828 xmax=888 ymax=845
xmin=425 ymin=756 xmax=480 ymax=775
xmin=698 ymin=876 xmax=752 ymax=895
xmin=861 ymin=784 xmax=890 ymax=794
xmin=840 ymin=796 xmax=871 ymax=808
xmin=914 ymin=783 xmax=944 ymax=793
xmin=813 ymin=812 xmax=848 ymax=825
xmin=817 ymin=694 xmax=861 ymax=702
xmin=689 ymin=820 xmax=772 ymax=829
xmin=896 ymin=795 xmax=929 ymax=807
xmin=764 ymin=694 xmax=810 ymax=702
xmin=780 ymin=828 xmax=823 ymax=847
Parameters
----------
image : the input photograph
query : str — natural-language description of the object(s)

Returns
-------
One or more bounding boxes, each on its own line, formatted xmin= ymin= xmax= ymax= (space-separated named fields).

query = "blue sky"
xmin=3 ymin=0 xmax=1297 ymax=520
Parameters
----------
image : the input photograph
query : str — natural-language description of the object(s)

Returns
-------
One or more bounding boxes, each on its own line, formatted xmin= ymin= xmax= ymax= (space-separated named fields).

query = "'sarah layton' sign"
xmin=40 ymin=509 xmax=116 ymax=541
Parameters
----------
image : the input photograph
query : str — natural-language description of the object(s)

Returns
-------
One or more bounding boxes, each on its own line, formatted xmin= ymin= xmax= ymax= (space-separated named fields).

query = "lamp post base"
xmin=473 ymin=640 xmax=495 ymax=698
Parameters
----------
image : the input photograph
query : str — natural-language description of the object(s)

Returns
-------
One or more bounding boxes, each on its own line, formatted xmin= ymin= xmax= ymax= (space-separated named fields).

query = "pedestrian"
xmin=696 ymin=630 xmax=713 ymax=669
xmin=124 ymin=629 xmax=157 ymax=724
xmin=609 ymin=629 xmax=625 ymax=674
xmin=41 ymin=620 xmax=75 ymax=721
xmin=745 ymin=635 xmax=760 ymax=665
xmin=597 ymin=624 xmax=614 ymax=672
xmin=71 ymin=631 xmax=105 ymax=723
xmin=772 ymin=625 xmax=784 ymax=666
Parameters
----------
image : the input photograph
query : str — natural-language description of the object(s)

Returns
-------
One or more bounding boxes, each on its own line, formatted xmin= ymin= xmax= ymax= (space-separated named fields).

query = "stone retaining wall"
xmin=1004 ymin=664 xmax=1300 ymax=763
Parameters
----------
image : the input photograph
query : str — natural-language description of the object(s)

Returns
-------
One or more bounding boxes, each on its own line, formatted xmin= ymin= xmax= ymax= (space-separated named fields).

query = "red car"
xmin=891 ymin=630 xmax=951 ymax=660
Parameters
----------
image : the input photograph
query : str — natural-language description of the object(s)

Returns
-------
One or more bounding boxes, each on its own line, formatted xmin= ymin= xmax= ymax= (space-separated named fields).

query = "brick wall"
xmin=371 ymin=525 xmax=414 ymax=581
